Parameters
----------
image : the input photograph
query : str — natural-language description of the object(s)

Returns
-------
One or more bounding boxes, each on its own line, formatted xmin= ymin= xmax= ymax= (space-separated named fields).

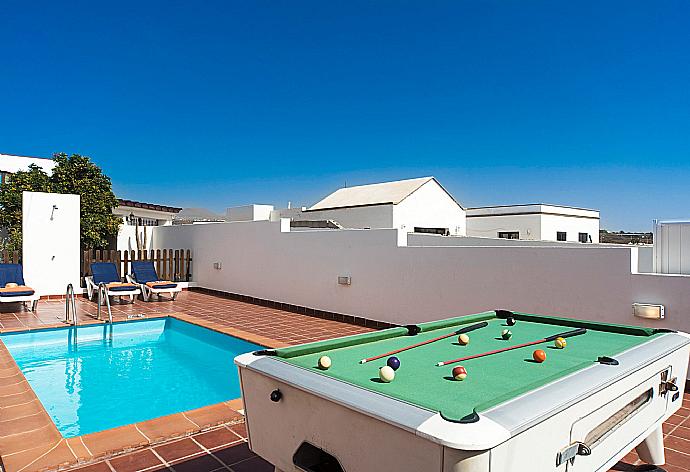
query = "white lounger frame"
xmin=0 ymin=293 xmax=39 ymax=312
xmin=85 ymin=276 xmax=141 ymax=304
xmin=126 ymin=275 xmax=181 ymax=301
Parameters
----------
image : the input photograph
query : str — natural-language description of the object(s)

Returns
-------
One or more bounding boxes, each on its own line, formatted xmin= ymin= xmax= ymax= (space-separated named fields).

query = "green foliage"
xmin=0 ymin=153 xmax=121 ymax=250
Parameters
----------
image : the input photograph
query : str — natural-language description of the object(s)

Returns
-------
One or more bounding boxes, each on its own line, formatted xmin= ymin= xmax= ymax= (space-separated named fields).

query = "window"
xmin=579 ymin=232 xmax=590 ymax=243
xmin=557 ymin=231 xmax=567 ymax=241
xmin=0 ymin=172 xmax=11 ymax=185
xmin=498 ymin=231 xmax=520 ymax=239
xmin=414 ymin=227 xmax=449 ymax=236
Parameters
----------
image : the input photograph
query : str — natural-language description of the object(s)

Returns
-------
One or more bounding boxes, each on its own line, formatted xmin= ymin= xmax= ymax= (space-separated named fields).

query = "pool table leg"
xmin=635 ymin=425 xmax=665 ymax=465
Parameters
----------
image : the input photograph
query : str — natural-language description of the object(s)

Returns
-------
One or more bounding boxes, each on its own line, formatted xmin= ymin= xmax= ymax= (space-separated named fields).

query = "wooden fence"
xmin=0 ymin=251 xmax=20 ymax=264
xmin=82 ymin=249 xmax=193 ymax=282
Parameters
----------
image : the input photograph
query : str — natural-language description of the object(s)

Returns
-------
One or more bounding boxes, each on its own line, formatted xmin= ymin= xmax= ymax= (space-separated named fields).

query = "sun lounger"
xmin=0 ymin=264 xmax=39 ymax=311
xmin=128 ymin=260 xmax=181 ymax=301
xmin=86 ymin=262 xmax=140 ymax=304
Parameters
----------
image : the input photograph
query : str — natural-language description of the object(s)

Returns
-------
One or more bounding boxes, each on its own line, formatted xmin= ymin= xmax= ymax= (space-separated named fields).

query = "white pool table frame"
xmin=236 ymin=331 xmax=690 ymax=472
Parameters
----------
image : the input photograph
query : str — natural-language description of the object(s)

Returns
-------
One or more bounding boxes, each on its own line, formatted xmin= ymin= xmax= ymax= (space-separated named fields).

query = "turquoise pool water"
xmin=1 ymin=318 xmax=262 ymax=437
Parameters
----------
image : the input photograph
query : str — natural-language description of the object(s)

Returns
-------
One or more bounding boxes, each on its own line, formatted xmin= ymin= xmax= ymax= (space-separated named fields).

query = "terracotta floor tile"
xmin=225 ymin=398 xmax=243 ymax=411
xmin=166 ymin=453 xmax=224 ymax=472
xmin=135 ymin=413 xmax=198 ymax=443
xmin=109 ymin=449 xmax=162 ymax=472
xmin=183 ymin=403 xmax=241 ymax=429
xmin=227 ymin=423 xmax=247 ymax=440
xmin=665 ymin=448 xmax=690 ymax=469
xmin=666 ymin=434 xmax=690 ymax=454
xmin=0 ymin=411 xmax=54 ymax=436
xmin=71 ymin=461 xmax=113 ymax=472
xmin=667 ymin=414 xmax=688 ymax=426
xmin=194 ymin=428 xmax=243 ymax=450
xmin=65 ymin=436 xmax=94 ymax=462
xmin=229 ymin=455 xmax=274 ymax=472
xmin=2 ymin=439 xmax=75 ymax=472
xmin=1 ymin=398 xmax=45 ymax=421
xmin=0 ymin=423 xmax=62 ymax=456
xmin=80 ymin=424 xmax=149 ymax=458
xmin=212 ymin=442 xmax=254 ymax=466
xmin=153 ymin=438 xmax=202 ymax=463
xmin=669 ymin=424 xmax=690 ymax=441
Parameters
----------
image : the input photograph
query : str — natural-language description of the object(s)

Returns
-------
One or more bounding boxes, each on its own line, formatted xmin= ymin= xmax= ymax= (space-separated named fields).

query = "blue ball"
xmin=387 ymin=356 xmax=401 ymax=371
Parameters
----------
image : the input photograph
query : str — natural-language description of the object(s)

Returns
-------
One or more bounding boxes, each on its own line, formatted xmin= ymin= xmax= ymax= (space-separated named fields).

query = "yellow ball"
xmin=458 ymin=333 xmax=470 ymax=345
xmin=318 ymin=355 xmax=332 ymax=370
xmin=554 ymin=337 xmax=567 ymax=349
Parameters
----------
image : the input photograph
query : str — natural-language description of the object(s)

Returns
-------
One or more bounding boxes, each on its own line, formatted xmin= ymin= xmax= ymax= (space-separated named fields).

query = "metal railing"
xmin=65 ymin=283 xmax=78 ymax=345
xmin=97 ymin=282 xmax=113 ymax=325
xmin=65 ymin=283 xmax=77 ymax=326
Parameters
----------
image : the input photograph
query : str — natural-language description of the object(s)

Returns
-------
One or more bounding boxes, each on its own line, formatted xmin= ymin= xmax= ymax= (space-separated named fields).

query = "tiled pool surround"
xmin=0 ymin=292 xmax=372 ymax=472
xmin=3 ymin=318 xmax=263 ymax=437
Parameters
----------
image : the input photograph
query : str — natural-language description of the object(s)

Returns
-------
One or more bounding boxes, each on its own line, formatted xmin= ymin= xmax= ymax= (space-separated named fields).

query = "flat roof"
xmin=117 ymin=199 xmax=182 ymax=214
xmin=467 ymin=203 xmax=599 ymax=212
xmin=466 ymin=203 xmax=599 ymax=219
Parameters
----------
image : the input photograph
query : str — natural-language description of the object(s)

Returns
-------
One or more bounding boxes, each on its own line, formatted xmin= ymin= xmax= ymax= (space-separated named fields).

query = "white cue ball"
xmin=458 ymin=333 xmax=470 ymax=345
xmin=379 ymin=365 xmax=395 ymax=383
xmin=318 ymin=355 xmax=332 ymax=370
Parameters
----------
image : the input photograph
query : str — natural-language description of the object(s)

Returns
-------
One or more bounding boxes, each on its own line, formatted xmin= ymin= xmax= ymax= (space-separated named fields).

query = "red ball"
xmin=533 ymin=349 xmax=546 ymax=363
xmin=452 ymin=365 xmax=468 ymax=381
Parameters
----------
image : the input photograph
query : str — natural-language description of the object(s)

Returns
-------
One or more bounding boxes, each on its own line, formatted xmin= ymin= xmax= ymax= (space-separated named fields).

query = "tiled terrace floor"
xmin=0 ymin=291 xmax=688 ymax=471
xmin=0 ymin=290 xmax=372 ymax=344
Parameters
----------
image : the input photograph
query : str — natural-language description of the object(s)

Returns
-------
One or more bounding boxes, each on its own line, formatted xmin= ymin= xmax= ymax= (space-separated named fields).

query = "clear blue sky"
xmin=1 ymin=1 xmax=688 ymax=231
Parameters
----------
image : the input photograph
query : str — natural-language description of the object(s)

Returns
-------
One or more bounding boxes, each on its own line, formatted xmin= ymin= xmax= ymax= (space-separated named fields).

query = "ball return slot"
xmin=292 ymin=442 xmax=345 ymax=472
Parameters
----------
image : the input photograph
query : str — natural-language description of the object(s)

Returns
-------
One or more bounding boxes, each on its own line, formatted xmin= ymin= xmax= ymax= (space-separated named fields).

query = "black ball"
xmin=506 ymin=317 xmax=516 ymax=326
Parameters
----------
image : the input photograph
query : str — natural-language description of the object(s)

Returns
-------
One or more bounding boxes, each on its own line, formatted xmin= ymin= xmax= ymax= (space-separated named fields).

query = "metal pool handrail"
xmin=65 ymin=283 xmax=77 ymax=326
xmin=97 ymin=282 xmax=113 ymax=325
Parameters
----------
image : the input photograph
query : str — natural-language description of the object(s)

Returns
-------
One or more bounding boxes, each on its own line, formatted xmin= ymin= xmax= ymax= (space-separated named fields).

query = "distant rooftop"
xmin=467 ymin=203 xmax=599 ymax=219
xmin=118 ymin=199 xmax=182 ymax=214
xmin=173 ymin=207 xmax=227 ymax=224
xmin=0 ymin=153 xmax=56 ymax=173
xmin=308 ymin=176 xmax=437 ymax=211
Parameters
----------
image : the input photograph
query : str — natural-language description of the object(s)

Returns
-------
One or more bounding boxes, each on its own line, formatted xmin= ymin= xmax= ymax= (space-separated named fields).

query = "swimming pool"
xmin=1 ymin=318 xmax=262 ymax=437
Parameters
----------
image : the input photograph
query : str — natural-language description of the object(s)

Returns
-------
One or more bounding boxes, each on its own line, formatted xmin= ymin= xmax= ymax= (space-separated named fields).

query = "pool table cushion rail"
xmin=268 ymin=310 xmax=666 ymax=360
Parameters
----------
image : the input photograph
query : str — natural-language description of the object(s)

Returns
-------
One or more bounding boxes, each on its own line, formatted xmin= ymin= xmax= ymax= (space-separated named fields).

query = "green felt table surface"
xmin=274 ymin=312 xmax=663 ymax=422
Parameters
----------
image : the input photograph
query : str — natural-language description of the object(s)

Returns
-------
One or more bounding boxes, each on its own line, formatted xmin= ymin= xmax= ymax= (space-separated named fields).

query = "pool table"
xmin=235 ymin=310 xmax=690 ymax=472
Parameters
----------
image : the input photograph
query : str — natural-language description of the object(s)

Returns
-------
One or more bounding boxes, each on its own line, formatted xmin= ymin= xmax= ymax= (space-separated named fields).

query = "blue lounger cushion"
xmin=106 ymin=283 xmax=137 ymax=292
xmin=146 ymin=282 xmax=178 ymax=289
xmin=0 ymin=288 xmax=35 ymax=297
xmin=131 ymin=261 xmax=177 ymax=289
xmin=0 ymin=264 xmax=27 ymax=287
xmin=91 ymin=262 xmax=122 ymax=285
xmin=131 ymin=260 xmax=159 ymax=284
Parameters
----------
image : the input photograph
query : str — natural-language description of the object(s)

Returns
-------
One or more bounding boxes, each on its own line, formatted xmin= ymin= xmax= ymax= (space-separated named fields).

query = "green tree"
xmin=0 ymin=153 xmax=121 ymax=250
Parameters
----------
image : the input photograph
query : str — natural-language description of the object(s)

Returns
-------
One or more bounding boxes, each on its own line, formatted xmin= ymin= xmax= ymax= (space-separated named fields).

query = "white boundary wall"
xmin=151 ymin=221 xmax=690 ymax=334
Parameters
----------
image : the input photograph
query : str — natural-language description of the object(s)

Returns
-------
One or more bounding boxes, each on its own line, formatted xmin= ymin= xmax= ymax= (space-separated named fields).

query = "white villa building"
xmin=466 ymin=204 xmax=600 ymax=243
xmin=113 ymin=199 xmax=182 ymax=251
xmin=274 ymin=177 xmax=467 ymax=236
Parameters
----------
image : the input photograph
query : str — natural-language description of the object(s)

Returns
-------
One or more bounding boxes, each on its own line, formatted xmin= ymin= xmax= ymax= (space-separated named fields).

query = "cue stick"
xmin=359 ymin=321 xmax=489 ymax=364
xmin=435 ymin=328 xmax=587 ymax=366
